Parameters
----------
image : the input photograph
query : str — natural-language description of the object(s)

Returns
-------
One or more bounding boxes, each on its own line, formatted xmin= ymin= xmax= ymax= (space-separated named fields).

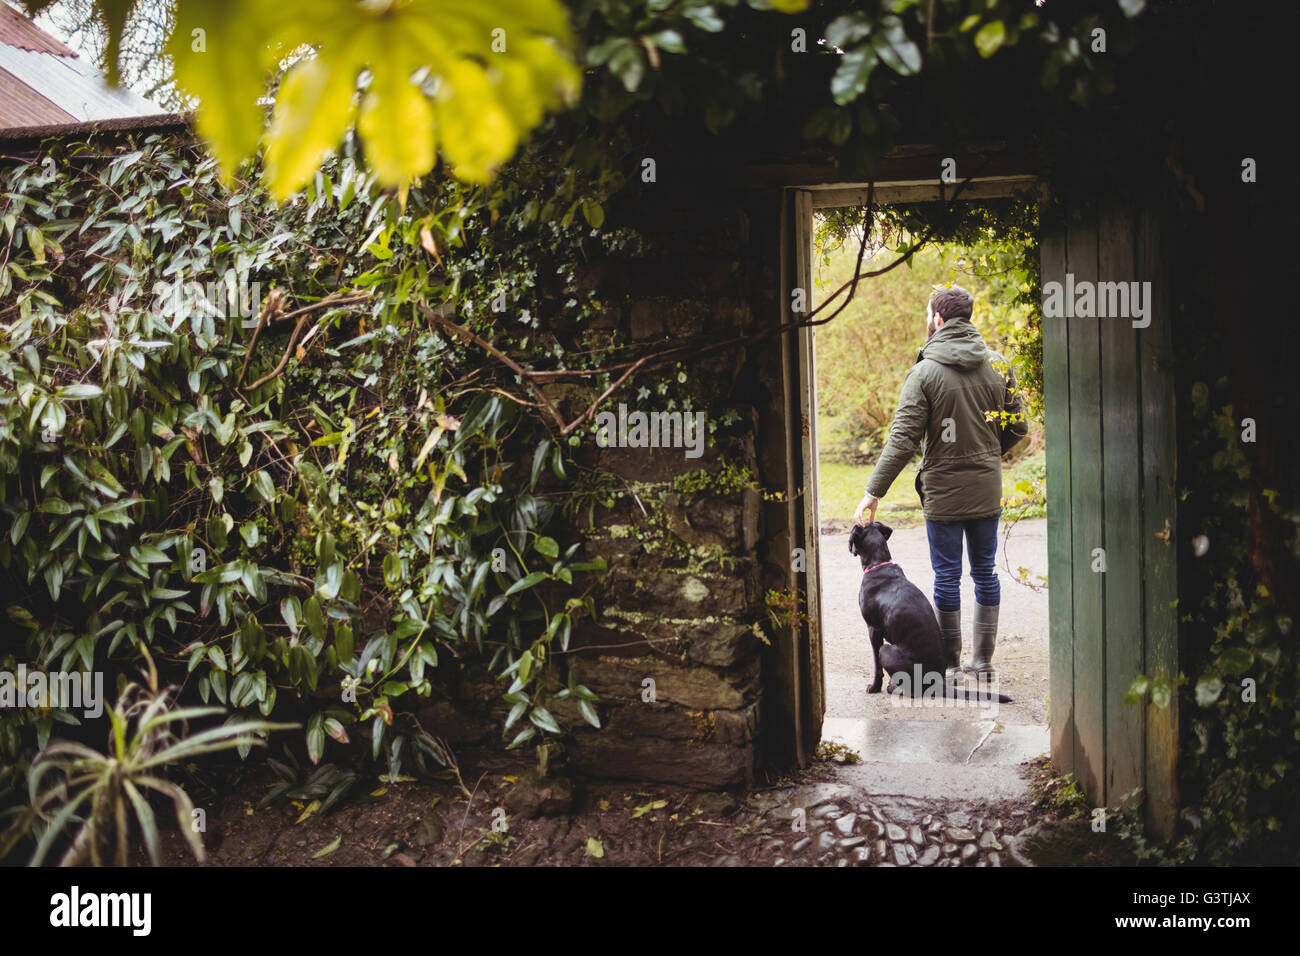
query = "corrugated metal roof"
xmin=0 ymin=63 xmax=75 ymax=127
xmin=0 ymin=0 xmax=171 ymax=131
xmin=0 ymin=2 xmax=74 ymax=56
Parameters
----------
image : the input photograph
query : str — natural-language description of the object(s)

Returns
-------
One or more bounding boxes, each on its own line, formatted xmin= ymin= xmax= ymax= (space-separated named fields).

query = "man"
xmin=854 ymin=285 xmax=1027 ymax=685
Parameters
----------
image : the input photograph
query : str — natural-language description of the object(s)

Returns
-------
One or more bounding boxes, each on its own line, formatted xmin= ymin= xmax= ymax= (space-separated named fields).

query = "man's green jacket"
xmin=865 ymin=318 xmax=1027 ymax=522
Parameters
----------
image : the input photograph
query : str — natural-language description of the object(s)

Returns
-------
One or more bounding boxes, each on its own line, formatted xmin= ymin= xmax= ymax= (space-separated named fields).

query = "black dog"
xmin=850 ymin=522 xmax=1012 ymax=703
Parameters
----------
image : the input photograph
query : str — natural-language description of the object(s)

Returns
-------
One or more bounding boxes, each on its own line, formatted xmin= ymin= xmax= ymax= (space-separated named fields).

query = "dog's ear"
xmin=876 ymin=521 xmax=893 ymax=540
xmin=848 ymin=530 xmax=858 ymax=555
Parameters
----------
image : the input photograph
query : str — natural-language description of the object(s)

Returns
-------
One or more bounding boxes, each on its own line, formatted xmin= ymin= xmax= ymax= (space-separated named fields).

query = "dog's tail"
xmin=948 ymin=689 xmax=1013 ymax=703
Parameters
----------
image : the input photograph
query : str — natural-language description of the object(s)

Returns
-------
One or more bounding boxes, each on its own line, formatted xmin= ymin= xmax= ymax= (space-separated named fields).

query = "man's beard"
xmin=927 ymin=318 xmax=939 ymax=338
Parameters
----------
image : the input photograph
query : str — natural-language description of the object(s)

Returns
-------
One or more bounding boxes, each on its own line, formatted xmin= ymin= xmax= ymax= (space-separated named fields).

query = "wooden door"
xmin=1042 ymin=198 xmax=1180 ymax=837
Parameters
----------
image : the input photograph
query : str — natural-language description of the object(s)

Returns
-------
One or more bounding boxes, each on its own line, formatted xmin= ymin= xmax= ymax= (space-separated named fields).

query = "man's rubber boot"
xmin=937 ymin=608 xmax=963 ymax=690
xmin=963 ymin=602 xmax=999 ymax=681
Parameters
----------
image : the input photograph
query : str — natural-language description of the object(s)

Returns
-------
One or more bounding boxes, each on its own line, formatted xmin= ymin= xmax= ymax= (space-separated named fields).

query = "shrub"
xmin=0 ymin=134 xmax=608 ymax=862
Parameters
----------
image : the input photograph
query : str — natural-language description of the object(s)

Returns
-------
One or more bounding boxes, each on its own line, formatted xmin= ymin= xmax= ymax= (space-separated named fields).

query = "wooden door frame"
xmin=777 ymin=173 xmax=1040 ymax=767
xmin=778 ymin=173 xmax=1181 ymax=838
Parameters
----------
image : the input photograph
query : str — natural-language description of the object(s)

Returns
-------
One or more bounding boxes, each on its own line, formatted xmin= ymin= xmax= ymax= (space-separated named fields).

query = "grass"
xmin=818 ymin=447 xmax=1046 ymax=529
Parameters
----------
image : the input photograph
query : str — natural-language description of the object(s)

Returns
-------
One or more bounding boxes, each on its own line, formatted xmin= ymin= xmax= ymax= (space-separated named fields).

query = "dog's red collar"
xmin=862 ymin=560 xmax=895 ymax=575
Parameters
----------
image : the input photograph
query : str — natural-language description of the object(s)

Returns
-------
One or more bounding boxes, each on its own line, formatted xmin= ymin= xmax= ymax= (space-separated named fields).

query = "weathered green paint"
xmin=1099 ymin=201 xmax=1144 ymax=809
xmin=1043 ymin=197 xmax=1180 ymax=836
xmin=1066 ymin=206 xmax=1105 ymax=803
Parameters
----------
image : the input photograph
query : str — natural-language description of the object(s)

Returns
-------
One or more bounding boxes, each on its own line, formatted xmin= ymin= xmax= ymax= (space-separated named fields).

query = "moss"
xmin=670 ymin=461 xmax=755 ymax=503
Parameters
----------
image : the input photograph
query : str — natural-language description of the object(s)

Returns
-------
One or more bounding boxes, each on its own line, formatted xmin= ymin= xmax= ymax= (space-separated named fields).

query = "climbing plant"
xmin=2 ymin=0 xmax=1204 ymax=865
xmin=0 ymin=131 xmax=623 ymax=862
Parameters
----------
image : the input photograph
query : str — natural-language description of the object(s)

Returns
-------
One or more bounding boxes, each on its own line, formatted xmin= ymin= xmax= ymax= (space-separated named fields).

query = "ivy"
xmin=0 ymin=133 xmax=611 ymax=833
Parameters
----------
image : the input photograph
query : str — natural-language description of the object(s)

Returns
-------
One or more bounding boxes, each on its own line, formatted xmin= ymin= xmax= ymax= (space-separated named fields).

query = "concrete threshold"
xmin=821 ymin=716 xmax=1049 ymax=802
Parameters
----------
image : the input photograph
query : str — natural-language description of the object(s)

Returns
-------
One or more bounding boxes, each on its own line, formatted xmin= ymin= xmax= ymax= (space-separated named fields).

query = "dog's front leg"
xmin=868 ymin=626 xmax=884 ymax=694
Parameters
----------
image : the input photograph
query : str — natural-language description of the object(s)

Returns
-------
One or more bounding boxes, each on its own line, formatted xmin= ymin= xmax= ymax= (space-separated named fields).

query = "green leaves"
xmin=1216 ymin=647 xmax=1254 ymax=674
xmin=250 ymin=470 xmax=276 ymax=503
xmin=528 ymin=706 xmax=561 ymax=735
xmin=505 ymin=571 xmax=549 ymax=596
xmin=168 ymin=0 xmax=581 ymax=200
xmin=1151 ymin=676 xmax=1175 ymax=710
xmin=825 ymin=13 xmax=872 ymax=50
xmin=827 ymin=12 xmax=919 ymax=105
xmin=582 ymin=201 xmax=605 ymax=229
xmin=1 ymin=70 xmax=605 ymax=833
xmin=607 ymin=40 xmax=647 ymax=92
xmin=1195 ymin=675 xmax=1224 ymax=707
xmin=27 ymin=681 xmax=289 ymax=866
xmin=832 ymin=47 xmax=877 ymax=106
xmin=1125 ymin=673 xmax=1172 ymax=708
xmin=974 ymin=20 xmax=1007 ymax=58
xmin=57 ymin=384 xmax=103 ymax=400
xmin=307 ymin=712 xmax=326 ymax=764
xmin=871 ymin=16 xmax=921 ymax=76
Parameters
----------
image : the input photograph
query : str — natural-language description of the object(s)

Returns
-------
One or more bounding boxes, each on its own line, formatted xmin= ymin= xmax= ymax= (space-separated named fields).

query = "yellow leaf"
xmin=420 ymin=226 xmax=444 ymax=267
xmin=435 ymin=58 xmax=517 ymax=183
xmin=169 ymin=0 xmax=311 ymax=183
xmin=585 ymin=837 xmax=604 ymax=858
xmin=494 ymin=37 xmax=581 ymax=131
xmin=265 ymin=56 xmax=360 ymax=201
xmin=358 ymin=62 xmax=436 ymax=201
xmin=413 ymin=426 xmax=445 ymax=470
xmin=313 ymin=835 xmax=342 ymax=858
xmin=172 ymin=0 xmax=580 ymax=197
xmin=295 ymin=799 xmax=321 ymax=823
xmin=631 ymin=798 xmax=668 ymax=819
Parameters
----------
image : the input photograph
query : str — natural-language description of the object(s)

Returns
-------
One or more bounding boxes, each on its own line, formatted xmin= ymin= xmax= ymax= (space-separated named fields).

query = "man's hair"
xmin=929 ymin=286 xmax=974 ymax=321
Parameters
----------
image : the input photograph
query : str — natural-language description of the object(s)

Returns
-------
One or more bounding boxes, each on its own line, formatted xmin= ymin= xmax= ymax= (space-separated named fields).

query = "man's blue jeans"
xmin=925 ymin=515 xmax=1000 ymax=613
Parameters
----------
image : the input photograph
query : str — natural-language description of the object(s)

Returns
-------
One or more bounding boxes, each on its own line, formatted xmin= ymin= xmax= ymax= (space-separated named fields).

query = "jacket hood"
xmin=921 ymin=318 xmax=989 ymax=369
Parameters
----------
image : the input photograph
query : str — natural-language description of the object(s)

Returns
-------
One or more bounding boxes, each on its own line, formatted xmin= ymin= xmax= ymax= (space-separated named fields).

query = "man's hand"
xmin=854 ymin=493 xmax=880 ymax=526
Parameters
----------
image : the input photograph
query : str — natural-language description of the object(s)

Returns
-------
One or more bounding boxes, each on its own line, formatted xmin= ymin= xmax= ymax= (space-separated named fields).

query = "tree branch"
xmin=414 ymin=170 xmax=986 ymax=436
xmin=239 ymin=291 xmax=371 ymax=390
xmin=420 ymin=303 xmax=569 ymax=433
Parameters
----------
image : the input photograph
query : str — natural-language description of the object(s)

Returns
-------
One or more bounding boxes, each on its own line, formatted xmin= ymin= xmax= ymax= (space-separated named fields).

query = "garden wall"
xmin=417 ymin=181 xmax=795 ymax=787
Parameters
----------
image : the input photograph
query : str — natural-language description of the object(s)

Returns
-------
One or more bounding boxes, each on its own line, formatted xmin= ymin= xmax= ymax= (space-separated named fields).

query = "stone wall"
xmin=421 ymin=181 xmax=795 ymax=788
xmin=562 ymin=184 xmax=787 ymax=788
